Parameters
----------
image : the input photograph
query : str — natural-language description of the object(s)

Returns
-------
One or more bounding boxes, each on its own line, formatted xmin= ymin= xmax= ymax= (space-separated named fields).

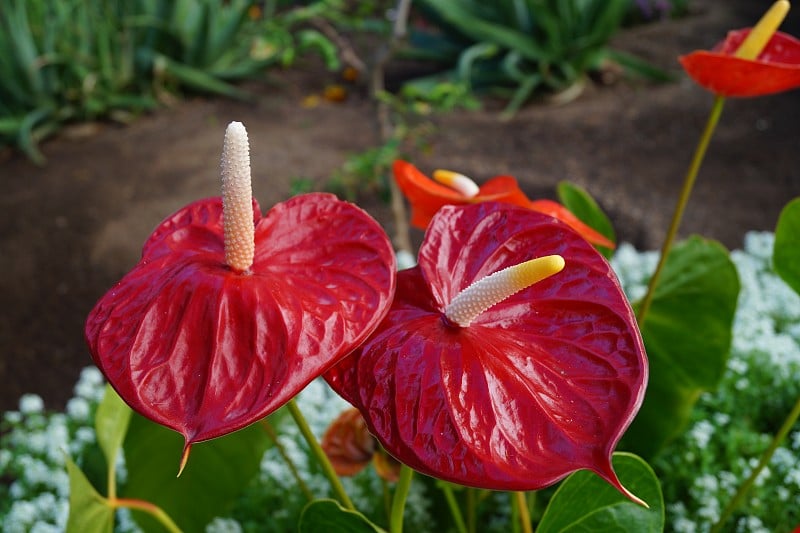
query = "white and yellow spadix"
xmin=221 ymin=121 xmax=255 ymax=273
xmin=433 ymin=169 xmax=480 ymax=198
xmin=445 ymin=255 xmax=566 ymax=327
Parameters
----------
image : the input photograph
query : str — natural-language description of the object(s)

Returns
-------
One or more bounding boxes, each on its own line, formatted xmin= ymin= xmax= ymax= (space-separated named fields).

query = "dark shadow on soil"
xmin=1 ymin=0 xmax=799 ymax=412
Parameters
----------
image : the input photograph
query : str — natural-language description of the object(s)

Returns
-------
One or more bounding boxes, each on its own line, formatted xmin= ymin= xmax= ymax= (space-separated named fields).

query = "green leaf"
xmin=95 ymin=384 xmax=133 ymax=473
xmin=299 ymin=499 xmax=387 ymax=533
xmin=773 ymin=197 xmax=800 ymax=296
xmin=122 ymin=413 xmax=272 ymax=533
xmin=419 ymin=0 xmax=549 ymax=61
xmin=537 ymin=452 xmax=664 ymax=533
xmin=556 ymin=181 xmax=616 ymax=258
xmin=622 ymin=237 xmax=739 ymax=458
xmin=65 ymin=456 xmax=114 ymax=533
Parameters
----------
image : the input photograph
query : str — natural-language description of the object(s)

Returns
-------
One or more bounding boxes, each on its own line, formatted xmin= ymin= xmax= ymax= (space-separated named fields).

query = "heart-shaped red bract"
xmin=680 ymin=29 xmax=800 ymax=97
xmin=86 ymin=192 xmax=395 ymax=446
xmin=326 ymin=202 xmax=647 ymax=498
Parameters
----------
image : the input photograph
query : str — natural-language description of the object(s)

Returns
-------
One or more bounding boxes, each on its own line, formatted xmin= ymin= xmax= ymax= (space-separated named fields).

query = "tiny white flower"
xmin=65 ymin=397 xmax=91 ymax=421
xmin=206 ymin=517 xmax=243 ymax=533
xmin=19 ymin=394 xmax=44 ymax=414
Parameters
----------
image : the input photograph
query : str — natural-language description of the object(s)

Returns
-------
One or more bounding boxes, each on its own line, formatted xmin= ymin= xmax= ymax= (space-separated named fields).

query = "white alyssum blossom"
xmin=689 ymin=420 xmax=715 ymax=449
xmin=206 ymin=517 xmax=244 ymax=533
xmin=65 ymin=397 xmax=91 ymax=421
xmin=18 ymin=394 xmax=44 ymax=415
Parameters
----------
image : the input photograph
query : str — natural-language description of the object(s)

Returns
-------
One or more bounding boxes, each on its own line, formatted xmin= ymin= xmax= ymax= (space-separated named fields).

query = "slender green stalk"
xmin=440 ymin=484 xmax=468 ymax=533
xmin=390 ymin=465 xmax=414 ymax=533
xmin=382 ymin=477 xmax=392 ymax=524
xmin=513 ymin=492 xmax=533 ymax=533
xmin=286 ymin=399 xmax=355 ymax=510
xmin=466 ymin=488 xmax=477 ymax=533
xmin=113 ymin=498 xmax=183 ymax=533
xmin=107 ymin=451 xmax=117 ymax=501
xmin=259 ymin=418 xmax=314 ymax=502
xmin=710 ymin=393 xmax=800 ymax=532
xmin=636 ymin=96 xmax=726 ymax=323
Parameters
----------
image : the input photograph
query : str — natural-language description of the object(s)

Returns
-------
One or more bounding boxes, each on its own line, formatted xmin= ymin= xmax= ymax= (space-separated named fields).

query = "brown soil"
xmin=1 ymin=0 xmax=799 ymax=412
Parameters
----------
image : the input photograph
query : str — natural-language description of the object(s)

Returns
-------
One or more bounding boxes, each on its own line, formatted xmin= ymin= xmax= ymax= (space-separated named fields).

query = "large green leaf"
xmin=122 ymin=413 xmax=272 ymax=533
xmin=95 ymin=384 xmax=133 ymax=474
xmin=65 ymin=456 xmax=114 ymax=533
xmin=774 ymin=197 xmax=800 ymax=296
xmin=299 ymin=499 xmax=387 ymax=533
xmin=556 ymin=180 xmax=616 ymax=258
xmin=537 ymin=452 xmax=664 ymax=533
xmin=622 ymin=237 xmax=739 ymax=458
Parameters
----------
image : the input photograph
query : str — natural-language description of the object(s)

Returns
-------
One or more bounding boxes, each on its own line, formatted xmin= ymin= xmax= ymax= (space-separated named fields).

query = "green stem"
xmin=113 ymin=498 xmax=183 ymax=533
xmin=390 ymin=464 xmax=414 ymax=533
xmin=382 ymin=476 xmax=392 ymax=524
xmin=259 ymin=418 xmax=314 ymax=502
xmin=466 ymin=488 xmax=476 ymax=533
xmin=710 ymin=393 xmax=800 ymax=532
xmin=636 ymin=96 xmax=726 ymax=323
xmin=286 ymin=399 xmax=355 ymax=510
xmin=107 ymin=451 xmax=117 ymax=502
xmin=440 ymin=484 xmax=468 ymax=533
xmin=513 ymin=492 xmax=533 ymax=533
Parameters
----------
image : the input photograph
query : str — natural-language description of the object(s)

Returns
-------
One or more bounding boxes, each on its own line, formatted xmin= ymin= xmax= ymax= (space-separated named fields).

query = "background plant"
xmin=0 ymin=0 xmax=343 ymax=163
xmin=401 ymin=0 xmax=666 ymax=117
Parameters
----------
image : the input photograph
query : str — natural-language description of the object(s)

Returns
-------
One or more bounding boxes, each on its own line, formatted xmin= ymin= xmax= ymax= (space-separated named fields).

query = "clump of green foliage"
xmin=402 ymin=0 xmax=668 ymax=117
xmin=0 ymin=0 xmax=342 ymax=162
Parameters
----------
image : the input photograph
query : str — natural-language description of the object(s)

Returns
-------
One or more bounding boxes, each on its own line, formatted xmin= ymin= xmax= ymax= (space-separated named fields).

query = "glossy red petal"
xmin=86 ymin=193 xmax=395 ymax=445
xmin=476 ymin=175 xmax=530 ymax=207
xmin=529 ymin=199 xmax=616 ymax=249
xmin=680 ymin=30 xmax=800 ymax=97
xmin=327 ymin=203 xmax=647 ymax=494
xmin=393 ymin=160 xmax=465 ymax=228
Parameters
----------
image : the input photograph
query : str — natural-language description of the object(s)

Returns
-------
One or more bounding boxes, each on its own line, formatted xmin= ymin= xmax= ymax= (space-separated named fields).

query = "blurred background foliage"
xmin=0 ymin=0 xmax=686 ymax=163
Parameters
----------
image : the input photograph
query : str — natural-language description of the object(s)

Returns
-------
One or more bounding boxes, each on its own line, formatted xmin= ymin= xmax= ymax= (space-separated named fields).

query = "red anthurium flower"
xmin=326 ymin=202 xmax=648 ymax=503
xmin=393 ymin=160 xmax=615 ymax=249
xmin=680 ymin=0 xmax=800 ymax=97
xmin=85 ymin=123 xmax=396 ymax=467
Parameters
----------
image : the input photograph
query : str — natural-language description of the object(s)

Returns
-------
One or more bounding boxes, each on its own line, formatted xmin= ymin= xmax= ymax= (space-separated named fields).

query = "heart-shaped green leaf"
xmin=95 ymin=384 xmax=132 ymax=474
xmin=299 ymin=499 xmax=387 ymax=533
xmin=65 ymin=456 xmax=114 ymax=533
xmin=537 ymin=452 xmax=664 ymax=532
xmin=557 ymin=181 xmax=616 ymax=258
xmin=122 ymin=412 xmax=273 ymax=533
xmin=623 ymin=236 xmax=739 ymax=458
xmin=774 ymin=197 xmax=800 ymax=296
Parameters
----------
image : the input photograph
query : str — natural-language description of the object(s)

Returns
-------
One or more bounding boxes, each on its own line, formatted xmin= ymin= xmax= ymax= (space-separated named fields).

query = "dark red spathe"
xmin=86 ymin=193 xmax=396 ymax=446
xmin=326 ymin=202 xmax=648 ymax=496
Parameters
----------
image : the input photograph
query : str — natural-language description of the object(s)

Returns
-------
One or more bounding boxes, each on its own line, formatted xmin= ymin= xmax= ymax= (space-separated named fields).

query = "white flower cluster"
xmin=0 ymin=368 xmax=105 ymax=533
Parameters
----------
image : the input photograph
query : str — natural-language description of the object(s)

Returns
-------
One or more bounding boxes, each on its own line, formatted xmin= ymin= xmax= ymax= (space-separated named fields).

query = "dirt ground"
xmin=1 ymin=0 xmax=799 ymax=412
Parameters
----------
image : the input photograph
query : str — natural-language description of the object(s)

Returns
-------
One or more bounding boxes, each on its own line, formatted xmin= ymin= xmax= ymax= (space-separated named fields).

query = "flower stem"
xmin=636 ymin=96 xmax=726 ymax=323
xmin=258 ymin=418 xmax=314 ymax=502
xmin=390 ymin=464 xmax=414 ymax=533
xmin=513 ymin=492 xmax=533 ymax=533
xmin=286 ymin=399 xmax=355 ymax=510
xmin=466 ymin=488 xmax=477 ymax=533
xmin=113 ymin=498 xmax=183 ymax=533
xmin=710 ymin=393 xmax=800 ymax=532
xmin=440 ymin=484 xmax=468 ymax=533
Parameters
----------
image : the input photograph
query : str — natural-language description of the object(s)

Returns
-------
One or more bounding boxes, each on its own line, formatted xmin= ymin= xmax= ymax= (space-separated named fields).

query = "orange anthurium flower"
xmin=393 ymin=160 xmax=615 ymax=249
xmin=680 ymin=1 xmax=800 ymax=97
